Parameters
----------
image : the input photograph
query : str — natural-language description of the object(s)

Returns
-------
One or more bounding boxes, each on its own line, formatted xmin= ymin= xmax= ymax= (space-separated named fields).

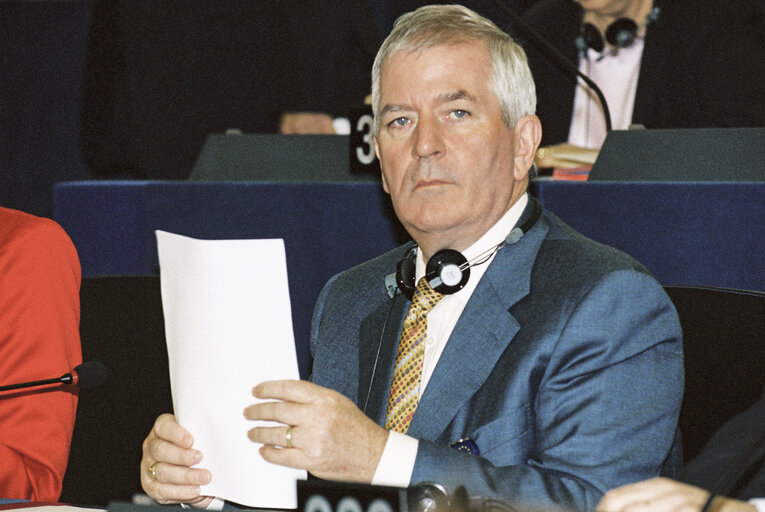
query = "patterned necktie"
xmin=385 ymin=277 xmax=444 ymax=433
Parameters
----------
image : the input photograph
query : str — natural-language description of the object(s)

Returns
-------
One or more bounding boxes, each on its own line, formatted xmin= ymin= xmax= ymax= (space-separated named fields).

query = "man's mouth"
xmin=415 ymin=178 xmax=449 ymax=189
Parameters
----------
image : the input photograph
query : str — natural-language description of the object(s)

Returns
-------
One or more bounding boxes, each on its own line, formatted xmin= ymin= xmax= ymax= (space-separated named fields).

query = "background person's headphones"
xmin=575 ymin=7 xmax=660 ymax=54
xmin=385 ymin=198 xmax=543 ymax=300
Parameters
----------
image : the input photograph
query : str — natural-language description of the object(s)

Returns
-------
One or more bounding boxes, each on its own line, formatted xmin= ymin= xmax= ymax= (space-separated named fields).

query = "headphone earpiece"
xmin=393 ymin=248 xmax=470 ymax=300
xmin=395 ymin=254 xmax=416 ymax=300
xmin=425 ymin=249 xmax=470 ymax=296
xmin=579 ymin=22 xmax=605 ymax=53
xmin=605 ymin=18 xmax=638 ymax=48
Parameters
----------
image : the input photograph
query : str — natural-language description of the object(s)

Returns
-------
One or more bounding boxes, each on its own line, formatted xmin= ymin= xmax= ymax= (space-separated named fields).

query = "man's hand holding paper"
xmin=244 ymin=379 xmax=389 ymax=483
xmin=140 ymin=414 xmax=214 ymax=507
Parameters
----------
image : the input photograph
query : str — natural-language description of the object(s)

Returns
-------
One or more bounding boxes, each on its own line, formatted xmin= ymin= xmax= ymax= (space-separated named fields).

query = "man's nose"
xmin=413 ymin=115 xmax=445 ymax=159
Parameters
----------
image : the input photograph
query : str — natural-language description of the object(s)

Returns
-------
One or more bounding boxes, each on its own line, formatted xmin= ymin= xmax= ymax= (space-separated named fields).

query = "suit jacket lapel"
xmin=358 ymin=293 xmax=408 ymax=424
xmin=407 ymin=210 xmax=549 ymax=440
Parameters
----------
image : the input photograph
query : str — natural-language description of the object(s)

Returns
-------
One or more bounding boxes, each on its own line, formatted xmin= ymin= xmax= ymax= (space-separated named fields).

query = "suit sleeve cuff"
xmin=371 ymin=431 xmax=418 ymax=487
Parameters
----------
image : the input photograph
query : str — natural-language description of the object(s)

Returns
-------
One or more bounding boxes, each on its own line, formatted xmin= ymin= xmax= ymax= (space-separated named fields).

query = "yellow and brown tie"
xmin=385 ymin=277 xmax=444 ymax=433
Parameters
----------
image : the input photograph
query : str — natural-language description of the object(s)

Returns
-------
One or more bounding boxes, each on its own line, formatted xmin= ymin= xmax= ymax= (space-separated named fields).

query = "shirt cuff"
xmin=749 ymin=498 xmax=765 ymax=512
xmin=371 ymin=431 xmax=418 ymax=487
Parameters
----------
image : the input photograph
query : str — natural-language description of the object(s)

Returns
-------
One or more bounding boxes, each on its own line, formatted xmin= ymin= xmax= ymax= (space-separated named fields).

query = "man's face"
xmin=374 ymin=40 xmax=527 ymax=257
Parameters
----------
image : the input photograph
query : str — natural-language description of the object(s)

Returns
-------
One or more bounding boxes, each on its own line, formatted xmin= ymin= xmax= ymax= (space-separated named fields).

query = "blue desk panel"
xmin=533 ymin=181 xmax=765 ymax=292
xmin=54 ymin=180 xmax=765 ymax=375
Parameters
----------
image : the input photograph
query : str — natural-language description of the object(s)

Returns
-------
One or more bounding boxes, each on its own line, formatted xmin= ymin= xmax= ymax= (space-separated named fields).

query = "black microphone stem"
xmin=0 ymin=375 xmax=69 ymax=392
xmin=492 ymin=0 xmax=613 ymax=132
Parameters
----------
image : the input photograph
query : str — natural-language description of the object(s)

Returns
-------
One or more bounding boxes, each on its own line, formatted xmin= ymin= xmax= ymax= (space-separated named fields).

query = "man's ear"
xmin=374 ymin=136 xmax=390 ymax=194
xmin=513 ymin=115 xmax=542 ymax=181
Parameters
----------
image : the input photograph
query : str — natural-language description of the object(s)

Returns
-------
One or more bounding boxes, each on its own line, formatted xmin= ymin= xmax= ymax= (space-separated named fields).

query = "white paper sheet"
xmin=156 ymin=230 xmax=306 ymax=509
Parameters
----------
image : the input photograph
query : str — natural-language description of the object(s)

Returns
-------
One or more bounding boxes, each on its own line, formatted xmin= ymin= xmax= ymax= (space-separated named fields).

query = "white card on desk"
xmin=156 ymin=230 xmax=305 ymax=509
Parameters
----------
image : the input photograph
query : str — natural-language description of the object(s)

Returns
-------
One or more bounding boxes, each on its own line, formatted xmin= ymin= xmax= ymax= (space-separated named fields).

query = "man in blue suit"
xmin=140 ymin=6 xmax=683 ymax=511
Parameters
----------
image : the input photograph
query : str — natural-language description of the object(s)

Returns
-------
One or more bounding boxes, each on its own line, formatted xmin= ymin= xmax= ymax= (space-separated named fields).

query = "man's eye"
xmin=451 ymin=110 xmax=468 ymax=119
xmin=390 ymin=117 xmax=409 ymax=127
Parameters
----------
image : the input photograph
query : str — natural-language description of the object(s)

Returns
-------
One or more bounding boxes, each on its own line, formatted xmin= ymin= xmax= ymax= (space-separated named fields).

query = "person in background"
xmin=520 ymin=0 xmax=765 ymax=169
xmin=0 ymin=207 xmax=82 ymax=501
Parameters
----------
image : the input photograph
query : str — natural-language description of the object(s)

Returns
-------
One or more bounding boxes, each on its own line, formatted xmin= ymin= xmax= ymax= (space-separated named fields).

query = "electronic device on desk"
xmin=298 ymin=479 xmax=516 ymax=512
xmin=299 ymin=479 xmax=406 ymax=512
xmin=589 ymin=127 xmax=765 ymax=181
xmin=189 ymin=132 xmax=379 ymax=182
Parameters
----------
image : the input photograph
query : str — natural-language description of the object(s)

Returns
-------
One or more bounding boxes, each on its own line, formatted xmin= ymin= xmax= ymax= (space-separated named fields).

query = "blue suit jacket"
xmin=309 ymin=202 xmax=683 ymax=511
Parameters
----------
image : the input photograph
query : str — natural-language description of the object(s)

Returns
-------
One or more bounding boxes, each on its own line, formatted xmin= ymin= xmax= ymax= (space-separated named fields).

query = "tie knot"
xmin=411 ymin=277 xmax=443 ymax=314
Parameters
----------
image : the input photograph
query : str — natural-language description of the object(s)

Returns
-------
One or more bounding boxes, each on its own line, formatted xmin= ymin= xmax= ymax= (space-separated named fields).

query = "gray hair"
xmin=371 ymin=4 xmax=536 ymax=136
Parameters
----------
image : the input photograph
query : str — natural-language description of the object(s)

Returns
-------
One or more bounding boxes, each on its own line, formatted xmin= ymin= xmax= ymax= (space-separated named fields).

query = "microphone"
xmin=491 ymin=0 xmax=612 ymax=132
xmin=0 ymin=361 xmax=109 ymax=393
xmin=409 ymin=483 xmax=517 ymax=512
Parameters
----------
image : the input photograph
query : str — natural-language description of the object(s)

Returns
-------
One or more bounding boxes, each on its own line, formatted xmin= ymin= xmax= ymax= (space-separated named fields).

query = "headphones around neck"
xmin=385 ymin=198 xmax=543 ymax=300
xmin=576 ymin=7 xmax=660 ymax=54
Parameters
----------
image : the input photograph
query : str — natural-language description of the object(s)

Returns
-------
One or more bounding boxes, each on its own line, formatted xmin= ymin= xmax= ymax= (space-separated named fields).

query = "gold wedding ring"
xmin=285 ymin=426 xmax=293 ymax=448
xmin=148 ymin=462 xmax=158 ymax=481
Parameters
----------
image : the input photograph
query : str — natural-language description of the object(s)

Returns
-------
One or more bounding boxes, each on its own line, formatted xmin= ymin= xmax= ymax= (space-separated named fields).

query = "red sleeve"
xmin=0 ymin=210 xmax=82 ymax=501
